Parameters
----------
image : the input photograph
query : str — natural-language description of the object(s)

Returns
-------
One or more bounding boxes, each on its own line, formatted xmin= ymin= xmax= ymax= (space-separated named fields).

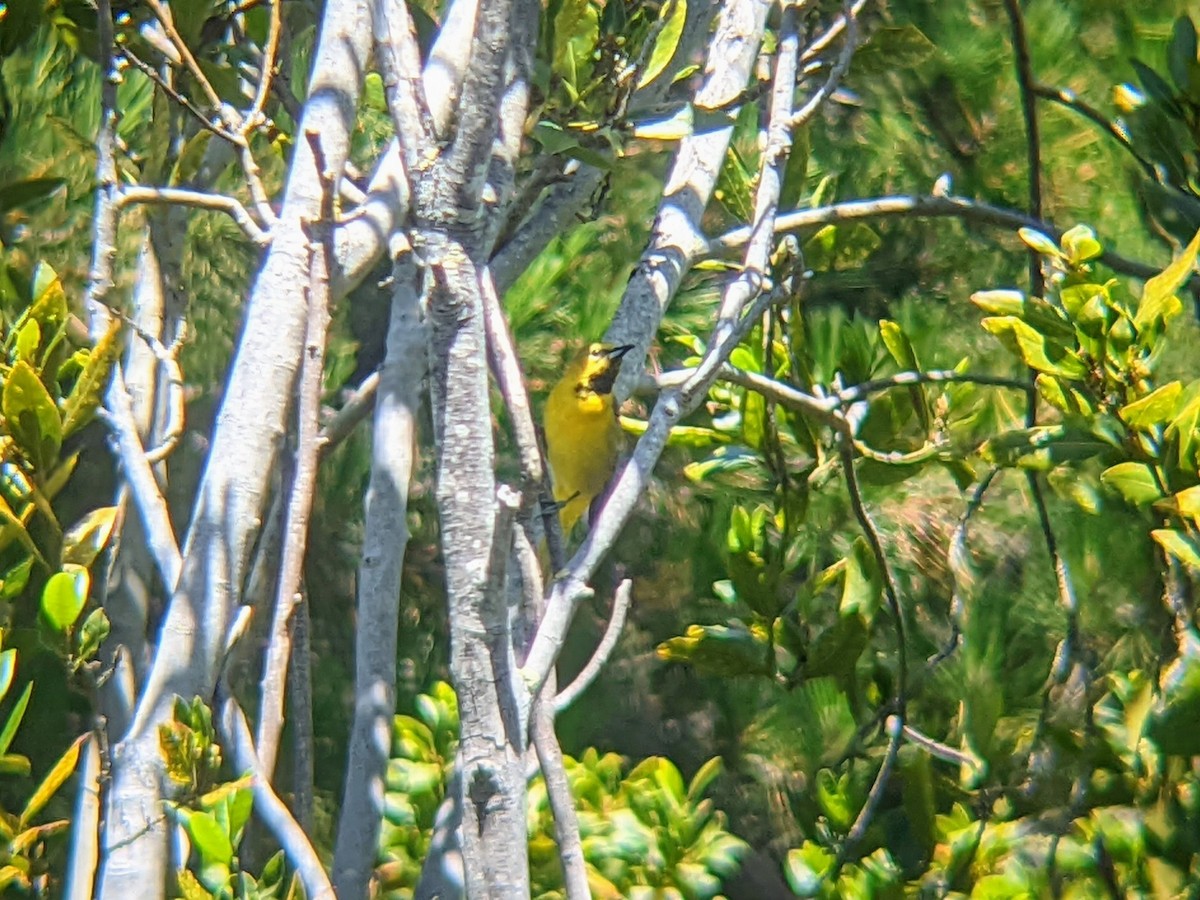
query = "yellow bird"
xmin=543 ymin=342 xmax=634 ymax=537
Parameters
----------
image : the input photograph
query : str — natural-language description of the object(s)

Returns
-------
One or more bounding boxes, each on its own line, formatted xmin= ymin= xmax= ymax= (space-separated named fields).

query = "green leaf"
xmin=552 ymin=0 xmax=599 ymax=91
xmin=180 ymin=809 xmax=233 ymax=890
xmin=363 ymin=71 xmax=386 ymax=113
xmin=1135 ymin=227 xmax=1200 ymax=332
xmin=840 ymin=537 xmax=881 ymax=622
xmin=0 ymin=493 xmax=47 ymax=570
xmin=1121 ymin=381 xmax=1183 ymax=430
xmin=0 ymin=557 xmax=34 ymax=602
xmin=1169 ymin=16 xmax=1198 ymax=94
xmin=0 ymin=178 xmax=67 ymax=215
xmin=0 ymin=682 xmax=32 ymax=757
xmin=1101 ymin=462 xmax=1163 ymax=506
xmin=75 ymin=608 xmax=110 ymax=663
xmin=1061 ymin=224 xmax=1103 ymax=266
xmin=40 ymin=567 xmax=89 ymax=633
xmin=686 ymin=756 xmax=724 ymax=804
xmin=1035 ymin=373 xmax=1094 ymax=417
xmin=176 ymin=869 xmax=215 ymax=900
xmin=168 ymin=130 xmax=214 ymax=187
xmin=14 ymin=320 xmax=40 ymax=363
xmin=1152 ymin=528 xmax=1200 ymax=569
xmin=637 ymin=0 xmax=686 ymax=88
xmin=1148 ymin=631 xmax=1200 ymax=755
xmin=981 ymin=426 xmax=1107 ymax=470
xmin=3 ymin=360 xmax=62 ymax=471
xmin=879 ymin=319 xmax=918 ymax=370
xmin=20 ymin=733 xmax=85 ymax=827
xmin=1018 ymin=227 xmax=1063 ymax=258
xmin=980 ymin=316 xmax=1087 ymax=379
xmin=61 ymin=318 xmax=122 ymax=438
xmin=849 ymin=24 xmax=935 ymax=76
xmin=27 ymin=262 xmax=68 ymax=333
xmin=970 ymin=289 xmax=1025 ymax=316
xmin=815 ymin=768 xmax=856 ymax=831
xmin=714 ymin=143 xmax=755 ymax=222
xmin=0 ymin=754 xmax=32 ymax=777
xmin=741 ymin=388 xmax=765 ymax=449
xmin=656 ymin=623 xmax=772 ymax=676
xmin=62 ymin=506 xmax=118 ymax=569
xmin=785 ymin=842 xmax=836 ymax=896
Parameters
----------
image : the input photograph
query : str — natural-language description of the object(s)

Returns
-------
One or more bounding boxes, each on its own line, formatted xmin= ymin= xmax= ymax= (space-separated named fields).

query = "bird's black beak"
xmin=608 ymin=344 xmax=634 ymax=362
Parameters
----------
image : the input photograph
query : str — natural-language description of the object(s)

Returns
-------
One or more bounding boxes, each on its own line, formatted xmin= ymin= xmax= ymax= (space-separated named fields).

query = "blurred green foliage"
xmin=5 ymin=0 xmax=1200 ymax=897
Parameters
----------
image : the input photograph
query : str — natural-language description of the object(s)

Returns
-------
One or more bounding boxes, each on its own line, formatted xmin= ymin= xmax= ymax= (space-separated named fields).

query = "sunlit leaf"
xmin=980 ymin=316 xmax=1087 ymax=379
xmin=637 ymin=0 xmax=687 ymax=88
xmin=39 ymin=567 xmax=89 ymax=633
xmin=656 ymin=622 xmax=771 ymax=676
xmin=1123 ymin=382 xmax=1184 ymax=430
xmin=1018 ymin=227 xmax=1063 ymax=257
xmin=1152 ymin=528 xmax=1200 ymax=569
xmin=61 ymin=317 xmax=122 ymax=438
xmin=62 ymin=506 xmax=118 ymax=569
xmin=1101 ymin=462 xmax=1163 ymax=506
xmin=3 ymin=360 xmax=62 ymax=470
xmin=1135 ymin=227 xmax=1200 ymax=332
xmin=0 ymin=682 xmax=32 ymax=756
xmin=19 ymin=733 xmax=85 ymax=826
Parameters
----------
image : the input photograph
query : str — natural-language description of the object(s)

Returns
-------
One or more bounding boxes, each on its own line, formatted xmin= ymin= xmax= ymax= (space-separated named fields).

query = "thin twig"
xmin=143 ymin=0 xmax=224 ymax=109
xmin=288 ymin=591 xmax=315 ymax=832
xmin=1002 ymin=0 xmax=1045 ymax=298
xmin=902 ymin=723 xmax=980 ymax=771
xmin=836 ymin=369 xmax=1029 ymax=403
xmin=257 ymin=130 xmax=335 ymax=781
xmin=839 ymin=714 xmax=902 ymax=861
xmin=243 ymin=0 xmax=283 ymax=133
xmin=1032 ymin=84 xmax=1158 ymax=182
xmin=118 ymin=186 xmax=270 ymax=246
xmin=373 ymin=0 xmax=436 ymax=170
xmin=800 ymin=0 xmax=868 ymax=65
xmin=481 ymin=268 xmax=543 ymax=490
xmin=216 ymin=690 xmax=334 ymax=900
xmin=554 ymin=579 xmax=632 ymax=713
xmin=99 ymin=304 xmax=187 ymax=464
xmin=716 ymin=193 xmax=1181 ymax=287
xmin=100 ymin=370 xmax=183 ymax=591
xmin=929 ymin=468 xmax=1000 ymax=669
xmin=789 ymin=0 xmax=858 ymax=130
xmin=531 ymin=675 xmax=589 ymax=900
xmin=838 ymin=432 xmax=907 ymax=704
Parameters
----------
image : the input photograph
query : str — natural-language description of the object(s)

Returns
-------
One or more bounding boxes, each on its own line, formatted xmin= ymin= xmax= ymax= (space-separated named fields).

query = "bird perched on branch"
xmin=543 ymin=342 xmax=634 ymax=538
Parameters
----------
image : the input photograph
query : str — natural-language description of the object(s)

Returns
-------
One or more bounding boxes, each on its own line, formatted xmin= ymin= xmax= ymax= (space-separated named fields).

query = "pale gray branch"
xmin=715 ymin=193 xmax=1178 ymax=286
xmin=217 ymin=692 xmax=334 ymax=900
xmin=554 ymin=579 xmax=632 ymax=713
xmin=607 ymin=0 xmax=774 ymax=401
xmin=118 ymin=186 xmax=270 ymax=246
xmin=525 ymin=0 xmax=809 ymax=693
xmin=373 ymin=0 xmax=434 ymax=168
xmin=101 ymin=370 xmax=184 ymax=591
xmin=257 ymin=146 xmax=335 ymax=782
xmin=423 ymin=0 xmax=480 ymax=137
xmin=100 ymin=2 xmax=374 ymax=895
xmin=332 ymin=254 xmax=425 ymax=898
xmin=64 ymin=736 xmax=102 ymax=900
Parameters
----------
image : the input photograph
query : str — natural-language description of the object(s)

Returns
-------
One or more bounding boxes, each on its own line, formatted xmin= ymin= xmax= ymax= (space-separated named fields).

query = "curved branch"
xmin=716 ymin=193 xmax=1185 ymax=286
xmin=554 ymin=579 xmax=632 ymax=713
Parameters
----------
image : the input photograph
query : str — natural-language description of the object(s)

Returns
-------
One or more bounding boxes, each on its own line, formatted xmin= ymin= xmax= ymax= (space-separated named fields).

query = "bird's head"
xmin=573 ymin=342 xmax=634 ymax=396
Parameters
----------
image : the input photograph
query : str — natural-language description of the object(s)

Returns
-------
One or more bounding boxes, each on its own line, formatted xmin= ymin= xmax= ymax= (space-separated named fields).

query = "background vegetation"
xmin=3 ymin=0 xmax=1200 ymax=896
